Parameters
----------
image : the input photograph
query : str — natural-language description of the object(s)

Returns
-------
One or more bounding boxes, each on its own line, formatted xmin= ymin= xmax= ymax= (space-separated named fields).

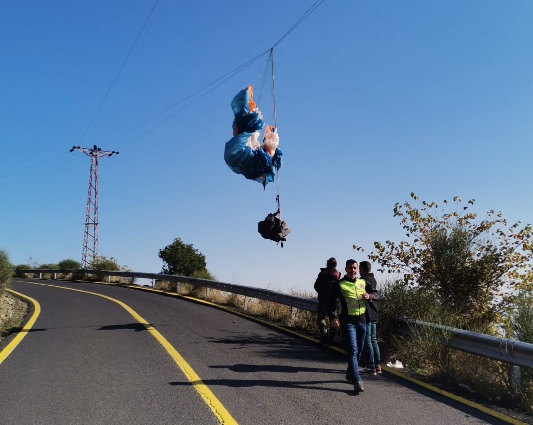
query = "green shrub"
xmin=379 ymin=277 xmax=494 ymax=366
xmin=192 ymin=269 xmax=216 ymax=280
xmin=0 ymin=251 xmax=14 ymax=291
xmin=512 ymin=291 xmax=533 ymax=344
xmin=38 ymin=263 xmax=59 ymax=269
xmin=85 ymin=256 xmax=133 ymax=283
xmin=89 ymin=256 xmax=121 ymax=271
xmin=378 ymin=277 xmax=533 ymax=414
xmin=509 ymin=291 xmax=533 ymax=412
xmin=13 ymin=264 xmax=31 ymax=278
xmin=58 ymin=259 xmax=81 ymax=270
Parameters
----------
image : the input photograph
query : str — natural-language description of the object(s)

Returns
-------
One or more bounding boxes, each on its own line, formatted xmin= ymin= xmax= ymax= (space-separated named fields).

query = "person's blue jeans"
xmin=342 ymin=320 xmax=367 ymax=382
xmin=365 ymin=321 xmax=380 ymax=369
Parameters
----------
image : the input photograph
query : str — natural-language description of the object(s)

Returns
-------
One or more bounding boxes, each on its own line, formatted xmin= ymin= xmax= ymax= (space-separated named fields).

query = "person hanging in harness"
xmin=314 ymin=257 xmax=342 ymax=344
xmin=257 ymin=207 xmax=290 ymax=247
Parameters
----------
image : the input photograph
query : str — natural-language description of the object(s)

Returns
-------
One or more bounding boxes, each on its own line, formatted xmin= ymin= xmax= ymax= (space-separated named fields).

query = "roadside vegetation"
xmin=0 ymin=250 xmax=13 ymax=292
xmin=155 ymin=237 xmax=317 ymax=331
xmin=155 ymin=280 xmax=317 ymax=334
xmin=0 ymin=250 xmax=27 ymax=338
xmin=158 ymin=237 xmax=215 ymax=279
xmin=354 ymin=194 xmax=533 ymax=415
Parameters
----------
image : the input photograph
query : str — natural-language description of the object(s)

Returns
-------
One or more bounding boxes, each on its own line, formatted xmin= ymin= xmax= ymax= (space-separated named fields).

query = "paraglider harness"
xmin=258 ymin=201 xmax=290 ymax=247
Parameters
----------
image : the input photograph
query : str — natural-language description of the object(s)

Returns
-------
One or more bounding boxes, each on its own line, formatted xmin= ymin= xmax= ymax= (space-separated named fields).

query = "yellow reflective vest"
xmin=339 ymin=278 xmax=367 ymax=317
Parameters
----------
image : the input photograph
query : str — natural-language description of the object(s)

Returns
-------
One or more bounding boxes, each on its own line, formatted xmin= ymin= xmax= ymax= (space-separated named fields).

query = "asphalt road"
xmin=0 ymin=279 xmax=516 ymax=425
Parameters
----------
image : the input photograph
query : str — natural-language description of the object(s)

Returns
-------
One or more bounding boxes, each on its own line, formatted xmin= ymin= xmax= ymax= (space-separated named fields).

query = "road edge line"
xmin=0 ymin=289 xmax=41 ymax=365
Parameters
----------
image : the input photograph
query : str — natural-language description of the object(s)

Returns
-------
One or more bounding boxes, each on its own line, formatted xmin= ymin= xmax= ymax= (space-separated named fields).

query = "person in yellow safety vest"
xmin=334 ymin=259 xmax=369 ymax=393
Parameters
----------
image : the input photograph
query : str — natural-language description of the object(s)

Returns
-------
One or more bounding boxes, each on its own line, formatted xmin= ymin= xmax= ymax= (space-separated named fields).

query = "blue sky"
xmin=1 ymin=1 xmax=532 ymax=294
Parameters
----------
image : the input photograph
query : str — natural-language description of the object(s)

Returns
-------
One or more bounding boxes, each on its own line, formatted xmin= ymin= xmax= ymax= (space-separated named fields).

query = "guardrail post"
xmin=510 ymin=365 xmax=522 ymax=391
xmin=53 ymin=273 xmax=57 ymax=279
xmin=289 ymin=307 xmax=296 ymax=327
xmin=177 ymin=282 xmax=180 ymax=293
xmin=39 ymin=273 xmax=42 ymax=279
xmin=206 ymin=287 xmax=210 ymax=301
xmin=244 ymin=296 xmax=248 ymax=312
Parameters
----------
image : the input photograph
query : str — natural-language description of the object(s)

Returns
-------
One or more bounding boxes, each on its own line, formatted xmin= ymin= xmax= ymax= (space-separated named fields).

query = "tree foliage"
xmin=0 ymin=250 xmax=13 ymax=291
xmin=511 ymin=291 xmax=533 ymax=344
xmin=88 ymin=256 xmax=125 ymax=271
xmin=191 ymin=269 xmax=216 ymax=281
xmin=158 ymin=238 xmax=208 ymax=277
xmin=58 ymin=259 xmax=81 ymax=270
xmin=13 ymin=264 xmax=30 ymax=278
xmin=355 ymin=193 xmax=533 ymax=329
xmin=39 ymin=263 xmax=59 ymax=269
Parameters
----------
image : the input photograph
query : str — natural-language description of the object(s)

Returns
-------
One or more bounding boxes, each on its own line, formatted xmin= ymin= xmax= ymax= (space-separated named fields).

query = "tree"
xmin=355 ymin=193 xmax=533 ymax=329
xmin=158 ymin=238 xmax=207 ymax=277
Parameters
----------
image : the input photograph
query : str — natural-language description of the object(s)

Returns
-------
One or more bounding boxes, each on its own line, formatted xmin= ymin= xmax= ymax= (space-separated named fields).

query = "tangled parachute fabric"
xmin=224 ymin=86 xmax=283 ymax=187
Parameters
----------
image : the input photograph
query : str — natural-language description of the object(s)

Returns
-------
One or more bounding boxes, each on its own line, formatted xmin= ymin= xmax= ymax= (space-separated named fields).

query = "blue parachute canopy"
xmin=224 ymin=86 xmax=283 ymax=186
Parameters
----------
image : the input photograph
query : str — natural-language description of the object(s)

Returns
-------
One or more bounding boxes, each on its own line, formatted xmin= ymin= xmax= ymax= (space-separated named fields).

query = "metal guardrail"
xmin=17 ymin=269 xmax=318 ymax=313
xmin=395 ymin=319 xmax=533 ymax=369
xmin=17 ymin=269 xmax=533 ymax=368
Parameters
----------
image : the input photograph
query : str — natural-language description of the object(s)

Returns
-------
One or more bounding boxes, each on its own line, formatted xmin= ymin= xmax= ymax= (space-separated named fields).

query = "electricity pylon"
xmin=70 ymin=145 xmax=119 ymax=268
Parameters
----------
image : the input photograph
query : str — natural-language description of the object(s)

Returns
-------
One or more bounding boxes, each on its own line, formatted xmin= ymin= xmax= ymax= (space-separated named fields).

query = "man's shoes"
xmin=362 ymin=367 xmax=377 ymax=376
xmin=354 ymin=381 xmax=364 ymax=393
xmin=375 ymin=366 xmax=382 ymax=374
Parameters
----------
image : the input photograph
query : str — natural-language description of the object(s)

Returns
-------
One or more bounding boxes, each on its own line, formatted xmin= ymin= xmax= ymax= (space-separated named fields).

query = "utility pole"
xmin=70 ymin=145 xmax=119 ymax=268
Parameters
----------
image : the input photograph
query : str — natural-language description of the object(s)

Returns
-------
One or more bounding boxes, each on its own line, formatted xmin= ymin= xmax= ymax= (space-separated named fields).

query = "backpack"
xmin=258 ymin=213 xmax=291 ymax=247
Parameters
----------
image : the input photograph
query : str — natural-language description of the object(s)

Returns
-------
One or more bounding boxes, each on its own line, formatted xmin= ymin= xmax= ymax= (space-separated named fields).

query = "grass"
xmin=378 ymin=278 xmax=533 ymax=418
xmin=154 ymin=280 xmax=320 ymax=334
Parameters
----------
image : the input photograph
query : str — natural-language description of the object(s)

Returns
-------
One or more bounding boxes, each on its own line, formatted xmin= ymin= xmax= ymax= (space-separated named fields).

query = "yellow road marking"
xmin=109 ymin=284 xmax=527 ymax=425
xmin=10 ymin=282 xmax=238 ymax=425
xmin=377 ymin=365 xmax=527 ymax=425
xmin=0 ymin=290 xmax=41 ymax=365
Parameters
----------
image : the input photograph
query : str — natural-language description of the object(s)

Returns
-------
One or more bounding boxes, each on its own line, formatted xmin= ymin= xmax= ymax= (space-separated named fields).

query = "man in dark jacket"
xmin=314 ymin=257 xmax=341 ymax=343
xmin=360 ymin=261 xmax=382 ymax=375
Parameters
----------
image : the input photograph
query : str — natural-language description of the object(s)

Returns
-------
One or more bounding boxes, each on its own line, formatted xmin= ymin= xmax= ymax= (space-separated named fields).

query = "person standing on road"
xmin=360 ymin=261 xmax=382 ymax=376
xmin=335 ymin=259 xmax=369 ymax=393
xmin=314 ymin=257 xmax=341 ymax=344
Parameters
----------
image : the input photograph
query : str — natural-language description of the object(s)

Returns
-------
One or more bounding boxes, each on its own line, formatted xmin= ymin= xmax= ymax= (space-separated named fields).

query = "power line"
xmin=0 ymin=164 xmax=80 ymax=189
xmin=108 ymin=49 xmax=271 ymax=147
xmin=272 ymin=0 xmax=326 ymax=49
xmin=79 ymin=0 xmax=159 ymax=144
xmin=3 ymin=1 xmax=326 ymax=186
xmin=107 ymin=0 xmax=326 ymax=148
xmin=0 ymin=152 xmax=73 ymax=181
